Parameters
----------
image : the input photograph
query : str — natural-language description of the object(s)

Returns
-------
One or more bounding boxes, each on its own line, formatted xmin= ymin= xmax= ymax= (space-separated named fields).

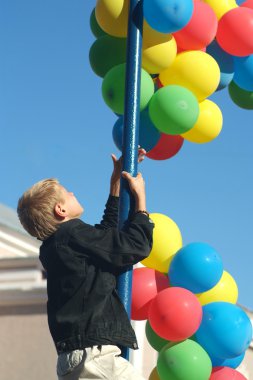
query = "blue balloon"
xmin=206 ymin=40 xmax=234 ymax=91
xmin=112 ymin=117 xmax=123 ymax=151
xmin=112 ymin=110 xmax=161 ymax=152
xmin=234 ymin=55 xmax=253 ymax=92
xmin=195 ymin=302 xmax=252 ymax=359
xmin=210 ymin=352 xmax=245 ymax=369
xmin=143 ymin=0 xmax=194 ymax=33
xmin=168 ymin=242 xmax=223 ymax=293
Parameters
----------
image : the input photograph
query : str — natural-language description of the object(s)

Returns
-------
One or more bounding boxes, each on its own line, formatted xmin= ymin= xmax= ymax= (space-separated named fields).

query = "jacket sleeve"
xmin=94 ymin=195 xmax=119 ymax=230
xmin=70 ymin=213 xmax=154 ymax=268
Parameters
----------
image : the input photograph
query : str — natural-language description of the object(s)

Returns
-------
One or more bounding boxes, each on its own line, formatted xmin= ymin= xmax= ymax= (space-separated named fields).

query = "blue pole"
xmin=117 ymin=0 xmax=143 ymax=360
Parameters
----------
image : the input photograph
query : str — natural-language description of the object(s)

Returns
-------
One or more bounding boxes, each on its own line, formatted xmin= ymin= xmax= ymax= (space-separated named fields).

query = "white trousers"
xmin=57 ymin=345 xmax=146 ymax=380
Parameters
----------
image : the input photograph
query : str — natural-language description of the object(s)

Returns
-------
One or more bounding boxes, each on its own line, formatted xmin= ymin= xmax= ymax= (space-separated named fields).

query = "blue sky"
xmin=0 ymin=1 xmax=252 ymax=309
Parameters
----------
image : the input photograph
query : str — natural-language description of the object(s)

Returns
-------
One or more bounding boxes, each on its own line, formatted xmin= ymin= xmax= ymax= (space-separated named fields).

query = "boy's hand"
xmin=111 ymin=148 xmax=146 ymax=182
xmin=121 ymin=171 xmax=146 ymax=211
xmin=110 ymin=148 xmax=146 ymax=197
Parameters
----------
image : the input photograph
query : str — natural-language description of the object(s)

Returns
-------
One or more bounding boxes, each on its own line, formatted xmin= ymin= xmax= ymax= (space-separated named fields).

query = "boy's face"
xmin=58 ymin=185 xmax=84 ymax=220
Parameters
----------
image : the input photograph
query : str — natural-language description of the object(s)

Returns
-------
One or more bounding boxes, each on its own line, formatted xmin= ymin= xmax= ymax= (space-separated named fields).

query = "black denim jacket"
xmin=39 ymin=196 xmax=154 ymax=354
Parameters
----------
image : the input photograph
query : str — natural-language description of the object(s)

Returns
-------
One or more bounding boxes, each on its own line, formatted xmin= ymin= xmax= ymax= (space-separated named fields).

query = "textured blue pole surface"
xmin=117 ymin=0 xmax=143 ymax=360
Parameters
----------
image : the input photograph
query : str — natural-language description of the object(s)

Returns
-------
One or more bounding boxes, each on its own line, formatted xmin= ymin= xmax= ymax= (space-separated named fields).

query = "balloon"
xmin=234 ymin=55 xmax=253 ymax=91
xmin=210 ymin=367 xmax=247 ymax=380
xmin=95 ymin=0 xmax=129 ymax=37
xmin=195 ymin=302 xmax=252 ymax=359
xmin=146 ymin=133 xmax=184 ymax=160
xmin=148 ymin=287 xmax=202 ymax=341
xmin=181 ymin=99 xmax=223 ymax=144
xmin=143 ymin=0 xmax=194 ymax=34
xmin=142 ymin=24 xmax=177 ymax=74
xmin=169 ymin=242 xmax=223 ymax=293
xmin=89 ymin=35 xmax=127 ymax=77
xmin=157 ymin=340 xmax=212 ymax=380
xmin=206 ymin=40 xmax=234 ymax=91
xmin=156 ymin=78 xmax=163 ymax=89
xmin=131 ymin=267 xmax=169 ymax=320
xmin=112 ymin=110 xmax=161 ymax=152
xmin=90 ymin=8 xmax=106 ymax=38
xmin=102 ymin=63 xmax=154 ymax=115
xmin=141 ymin=213 xmax=183 ymax=273
xmin=159 ymin=51 xmax=220 ymax=101
xmin=149 ymin=367 xmax=160 ymax=380
xmin=197 ymin=270 xmax=238 ymax=305
xmin=173 ymin=1 xmax=218 ymax=51
xmin=228 ymin=81 xmax=253 ymax=109
xmin=211 ymin=352 xmax=245 ymax=369
xmin=143 ymin=21 xmax=173 ymax=47
xmin=202 ymin=0 xmax=237 ymax=19
xmin=216 ymin=7 xmax=253 ymax=57
xmin=146 ymin=320 xmax=170 ymax=351
xmin=149 ymin=85 xmax=199 ymax=135
xmin=240 ymin=0 xmax=253 ymax=8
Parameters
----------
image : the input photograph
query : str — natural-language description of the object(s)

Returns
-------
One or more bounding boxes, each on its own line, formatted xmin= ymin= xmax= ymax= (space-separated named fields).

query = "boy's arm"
xmin=71 ymin=213 xmax=154 ymax=268
xmin=95 ymin=195 xmax=119 ymax=230
xmin=96 ymin=151 xmax=146 ymax=230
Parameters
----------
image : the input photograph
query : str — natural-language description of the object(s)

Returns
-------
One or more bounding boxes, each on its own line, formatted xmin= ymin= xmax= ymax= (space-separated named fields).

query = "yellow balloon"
xmin=142 ymin=22 xmax=177 ymax=74
xmin=95 ymin=0 xmax=129 ymax=37
xmin=143 ymin=21 xmax=174 ymax=47
xmin=159 ymin=51 xmax=220 ymax=101
xmin=203 ymin=0 xmax=238 ymax=20
xmin=149 ymin=367 xmax=160 ymax=380
xmin=181 ymin=99 xmax=223 ymax=143
xmin=142 ymin=38 xmax=177 ymax=74
xmin=197 ymin=271 xmax=238 ymax=306
xmin=141 ymin=213 xmax=183 ymax=273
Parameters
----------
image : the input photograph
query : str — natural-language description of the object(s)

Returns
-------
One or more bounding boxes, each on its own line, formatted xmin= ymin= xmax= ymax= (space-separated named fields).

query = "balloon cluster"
xmin=88 ymin=2 xmax=253 ymax=378
xmin=131 ymin=213 xmax=252 ymax=380
xmin=89 ymin=0 xmax=253 ymax=162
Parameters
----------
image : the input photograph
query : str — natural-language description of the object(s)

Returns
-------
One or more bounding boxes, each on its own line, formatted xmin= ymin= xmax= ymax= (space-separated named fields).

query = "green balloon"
xmin=89 ymin=35 xmax=127 ymax=78
xmin=157 ymin=340 xmax=212 ymax=380
xmin=102 ymin=63 xmax=154 ymax=115
xmin=89 ymin=8 xmax=106 ymax=38
xmin=149 ymin=85 xmax=199 ymax=135
xmin=228 ymin=81 xmax=253 ymax=110
xmin=146 ymin=321 xmax=169 ymax=352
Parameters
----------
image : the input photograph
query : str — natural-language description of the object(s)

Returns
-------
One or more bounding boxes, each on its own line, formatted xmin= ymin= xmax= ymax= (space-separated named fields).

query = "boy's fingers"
xmin=138 ymin=148 xmax=146 ymax=155
xmin=122 ymin=171 xmax=132 ymax=180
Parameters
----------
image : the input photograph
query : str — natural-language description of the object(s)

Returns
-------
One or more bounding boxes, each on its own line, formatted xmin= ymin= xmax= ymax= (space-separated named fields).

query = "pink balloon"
xmin=148 ymin=287 xmax=202 ymax=341
xmin=146 ymin=133 xmax=184 ymax=160
xmin=240 ymin=0 xmax=253 ymax=9
xmin=210 ymin=367 xmax=248 ymax=380
xmin=173 ymin=0 xmax=218 ymax=50
xmin=216 ymin=7 xmax=253 ymax=56
xmin=131 ymin=268 xmax=169 ymax=320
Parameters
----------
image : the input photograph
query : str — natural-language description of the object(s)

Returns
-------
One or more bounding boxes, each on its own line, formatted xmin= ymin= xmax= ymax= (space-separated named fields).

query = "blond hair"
xmin=17 ymin=178 xmax=64 ymax=240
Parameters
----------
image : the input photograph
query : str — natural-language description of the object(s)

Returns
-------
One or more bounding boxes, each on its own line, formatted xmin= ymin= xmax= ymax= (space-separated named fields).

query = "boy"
xmin=17 ymin=154 xmax=154 ymax=380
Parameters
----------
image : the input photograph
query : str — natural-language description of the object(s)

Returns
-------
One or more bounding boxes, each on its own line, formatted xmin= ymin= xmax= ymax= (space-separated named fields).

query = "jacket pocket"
xmin=57 ymin=350 xmax=84 ymax=377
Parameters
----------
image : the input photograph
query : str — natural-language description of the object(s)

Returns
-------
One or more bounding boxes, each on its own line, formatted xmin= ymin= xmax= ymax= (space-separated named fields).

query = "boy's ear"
xmin=54 ymin=203 xmax=66 ymax=218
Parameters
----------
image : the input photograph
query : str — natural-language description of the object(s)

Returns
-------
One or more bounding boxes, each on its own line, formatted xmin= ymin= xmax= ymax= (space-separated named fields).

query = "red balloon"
xmin=177 ymin=46 xmax=206 ymax=53
xmin=146 ymin=133 xmax=184 ymax=160
xmin=173 ymin=0 xmax=218 ymax=50
xmin=131 ymin=267 xmax=169 ymax=320
xmin=240 ymin=0 xmax=253 ymax=9
xmin=156 ymin=78 xmax=163 ymax=89
xmin=148 ymin=287 xmax=202 ymax=341
xmin=216 ymin=7 xmax=253 ymax=56
xmin=210 ymin=367 xmax=247 ymax=380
